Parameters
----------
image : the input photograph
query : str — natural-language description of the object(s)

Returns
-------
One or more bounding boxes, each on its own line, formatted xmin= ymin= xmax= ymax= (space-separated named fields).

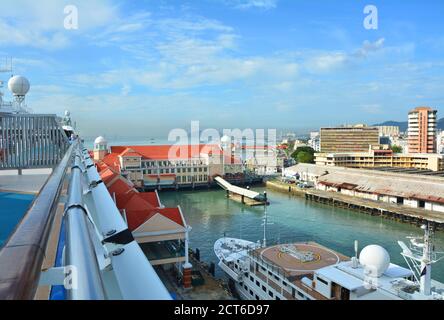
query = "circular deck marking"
xmin=260 ymin=243 xmax=341 ymax=273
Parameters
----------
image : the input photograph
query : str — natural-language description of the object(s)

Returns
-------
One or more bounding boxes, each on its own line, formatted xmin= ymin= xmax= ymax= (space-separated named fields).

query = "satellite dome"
xmin=94 ymin=136 xmax=107 ymax=145
xmin=221 ymin=135 xmax=231 ymax=144
xmin=359 ymin=245 xmax=390 ymax=277
xmin=8 ymin=75 xmax=30 ymax=96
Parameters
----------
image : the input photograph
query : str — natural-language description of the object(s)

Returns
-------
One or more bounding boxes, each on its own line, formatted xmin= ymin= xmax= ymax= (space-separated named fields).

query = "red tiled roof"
xmin=125 ymin=208 xmax=184 ymax=230
xmin=101 ymin=152 xmax=121 ymax=172
xmin=119 ymin=147 xmax=143 ymax=158
xmin=111 ymin=144 xmax=221 ymax=160
xmin=100 ymin=167 xmax=119 ymax=185
xmin=97 ymin=162 xmax=185 ymax=231
xmin=156 ymin=208 xmax=184 ymax=227
xmin=139 ymin=192 xmax=161 ymax=207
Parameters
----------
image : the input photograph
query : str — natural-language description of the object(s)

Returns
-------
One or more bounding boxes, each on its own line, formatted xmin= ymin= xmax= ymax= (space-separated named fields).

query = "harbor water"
xmin=160 ymin=187 xmax=444 ymax=282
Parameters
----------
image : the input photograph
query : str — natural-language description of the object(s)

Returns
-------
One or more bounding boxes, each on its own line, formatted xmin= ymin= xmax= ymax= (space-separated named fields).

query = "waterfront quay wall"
xmin=265 ymin=180 xmax=306 ymax=197
xmin=266 ymin=180 xmax=444 ymax=230
xmin=142 ymin=177 xmax=264 ymax=192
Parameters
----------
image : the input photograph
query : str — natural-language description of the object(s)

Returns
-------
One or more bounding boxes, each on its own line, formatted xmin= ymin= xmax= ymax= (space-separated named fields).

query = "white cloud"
xmin=354 ymin=38 xmax=385 ymax=57
xmin=305 ymin=38 xmax=386 ymax=73
xmin=226 ymin=0 xmax=278 ymax=10
xmin=306 ymin=52 xmax=348 ymax=73
xmin=0 ymin=0 xmax=117 ymax=49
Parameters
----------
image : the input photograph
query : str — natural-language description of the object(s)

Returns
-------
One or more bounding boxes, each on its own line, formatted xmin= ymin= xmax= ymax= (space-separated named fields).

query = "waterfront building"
xmin=284 ymin=163 xmax=444 ymax=213
xmin=242 ymin=145 xmax=283 ymax=175
xmin=408 ymin=106 xmax=437 ymax=153
xmin=93 ymin=138 xmax=244 ymax=189
xmin=320 ymin=124 xmax=380 ymax=153
xmin=314 ymin=147 xmax=444 ymax=171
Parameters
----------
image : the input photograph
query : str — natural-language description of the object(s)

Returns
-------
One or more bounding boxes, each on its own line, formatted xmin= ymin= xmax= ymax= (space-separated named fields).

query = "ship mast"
xmin=261 ymin=192 xmax=272 ymax=247
xmin=420 ymin=223 xmax=433 ymax=295
xmin=398 ymin=222 xmax=444 ymax=297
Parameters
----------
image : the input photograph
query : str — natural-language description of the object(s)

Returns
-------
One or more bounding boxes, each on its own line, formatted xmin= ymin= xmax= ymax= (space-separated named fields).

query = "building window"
xmin=269 ymin=291 xmax=273 ymax=298
xmin=262 ymin=285 xmax=266 ymax=292
xmin=256 ymin=280 xmax=260 ymax=287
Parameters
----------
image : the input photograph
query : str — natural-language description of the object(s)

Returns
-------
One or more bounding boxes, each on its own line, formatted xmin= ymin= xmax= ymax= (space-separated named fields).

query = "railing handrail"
xmin=0 ymin=142 xmax=75 ymax=300
xmin=64 ymin=151 xmax=106 ymax=300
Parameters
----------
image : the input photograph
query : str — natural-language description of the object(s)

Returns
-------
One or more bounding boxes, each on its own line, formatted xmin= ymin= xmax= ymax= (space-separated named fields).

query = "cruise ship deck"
xmin=254 ymin=242 xmax=349 ymax=277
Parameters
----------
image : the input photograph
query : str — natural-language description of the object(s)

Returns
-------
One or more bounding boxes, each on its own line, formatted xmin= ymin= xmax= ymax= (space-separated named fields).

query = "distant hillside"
xmin=374 ymin=118 xmax=444 ymax=132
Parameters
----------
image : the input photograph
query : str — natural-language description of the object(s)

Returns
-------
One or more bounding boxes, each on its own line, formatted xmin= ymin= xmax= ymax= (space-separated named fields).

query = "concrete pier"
xmin=266 ymin=180 xmax=444 ymax=230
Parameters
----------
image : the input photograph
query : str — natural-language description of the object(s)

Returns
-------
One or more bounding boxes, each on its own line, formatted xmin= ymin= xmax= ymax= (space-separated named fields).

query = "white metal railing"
xmin=0 ymin=113 xmax=70 ymax=169
xmin=44 ymin=141 xmax=172 ymax=300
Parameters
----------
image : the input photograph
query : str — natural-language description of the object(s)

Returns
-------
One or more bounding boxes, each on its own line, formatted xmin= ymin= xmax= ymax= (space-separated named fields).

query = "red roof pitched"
xmin=97 ymin=162 xmax=185 ymax=231
xmin=139 ymin=192 xmax=161 ymax=207
xmin=110 ymin=144 xmax=221 ymax=160
xmin=101 ymin=152 xmax=121 ymax=172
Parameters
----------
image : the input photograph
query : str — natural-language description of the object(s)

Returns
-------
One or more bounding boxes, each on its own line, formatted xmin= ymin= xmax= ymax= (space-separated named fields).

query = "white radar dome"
xmin=221 ymin=135 xmax=231 ymax=144
xmin=359 ymin=245 xmax=390 ymax=277
xmin=8 ymin=75 xmax=30 ymax=96
xmin=94 ymin=136 xmax=107 ymax=145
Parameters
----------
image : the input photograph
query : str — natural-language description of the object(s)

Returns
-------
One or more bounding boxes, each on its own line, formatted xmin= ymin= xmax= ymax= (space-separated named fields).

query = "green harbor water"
xmin=159 ymin=187 xmax=444 ymax=282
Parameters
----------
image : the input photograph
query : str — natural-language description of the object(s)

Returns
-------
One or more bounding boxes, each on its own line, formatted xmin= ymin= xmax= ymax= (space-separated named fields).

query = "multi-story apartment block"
xmin=320 ymin=124 xmax=379 ymax=153
xmin=408 ymin=106 xmax=437 ymax=153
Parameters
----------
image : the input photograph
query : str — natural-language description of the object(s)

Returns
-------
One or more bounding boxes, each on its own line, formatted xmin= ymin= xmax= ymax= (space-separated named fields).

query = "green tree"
xmin=391 ymin=145 xmax=403 ymax=153
xmin=296 ymin=151 xmax=314 ymax=163
xmin=291 ymin=146 xmax=315 ymax=163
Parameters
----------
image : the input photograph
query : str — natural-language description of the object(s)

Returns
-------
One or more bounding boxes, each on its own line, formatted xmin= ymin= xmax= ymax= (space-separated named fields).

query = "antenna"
xmin=398 ymin=222 xmax=444 ymax=296
xmin=261 ymin=202 xmax=273 ymax=247
xmin=352 ymin=240 xmax=359 ymax=268
xmin=354 ymin=240 xmax=359 ymax=258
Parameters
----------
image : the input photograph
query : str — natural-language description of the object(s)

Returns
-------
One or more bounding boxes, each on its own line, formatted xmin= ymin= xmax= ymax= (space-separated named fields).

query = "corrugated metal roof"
xmin=287 ymin=164 xmax=444 ymax=204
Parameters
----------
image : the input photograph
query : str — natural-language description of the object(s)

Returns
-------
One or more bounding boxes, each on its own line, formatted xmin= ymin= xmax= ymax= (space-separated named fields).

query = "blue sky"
xmin=0 ymin=0 xmax=443 ymax=137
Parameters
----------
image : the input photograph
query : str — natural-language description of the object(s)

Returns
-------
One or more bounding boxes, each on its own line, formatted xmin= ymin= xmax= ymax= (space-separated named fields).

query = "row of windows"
xmin=247 ymin=273 xmax=279 ymax=300
xmin=142 ymin=167 xmax=207 ymax=174
xmin=178 ymin=175 xmax=208 ymax=183
xmin=142 ymin=161 xmax=206 ymax=167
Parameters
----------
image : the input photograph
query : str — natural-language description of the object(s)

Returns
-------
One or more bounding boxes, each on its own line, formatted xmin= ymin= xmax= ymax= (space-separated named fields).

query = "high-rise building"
xmin=320 ymin=124 xmax=379 ymax=153
xmin=408 ymin=107 xmax=437 ymax=153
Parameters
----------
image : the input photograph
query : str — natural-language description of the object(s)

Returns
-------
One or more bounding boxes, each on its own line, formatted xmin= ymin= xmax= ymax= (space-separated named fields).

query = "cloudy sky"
xmin=0 ymin=0 xmax=443 ymax=137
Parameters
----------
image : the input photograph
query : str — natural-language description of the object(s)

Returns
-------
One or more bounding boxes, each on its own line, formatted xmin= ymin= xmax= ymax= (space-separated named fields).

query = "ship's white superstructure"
xmin=215 ymin=224 xmax=444 ymax=300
